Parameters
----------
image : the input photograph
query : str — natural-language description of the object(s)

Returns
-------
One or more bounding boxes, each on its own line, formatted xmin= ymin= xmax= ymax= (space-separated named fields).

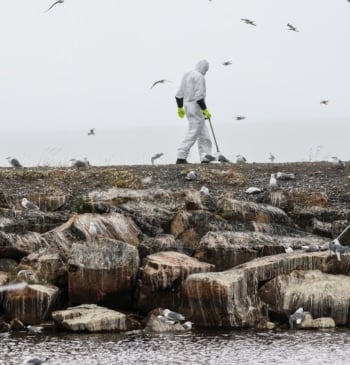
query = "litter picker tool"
xmin=208 ymin=118 xmax=230 ymax=163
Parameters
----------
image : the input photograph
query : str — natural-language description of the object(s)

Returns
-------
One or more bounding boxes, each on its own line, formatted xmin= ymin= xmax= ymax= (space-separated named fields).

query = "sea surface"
xmin=1 ymin=329 xmax=349 ymax=365
xmin=0 ymin=120 xmax=348 ymax=167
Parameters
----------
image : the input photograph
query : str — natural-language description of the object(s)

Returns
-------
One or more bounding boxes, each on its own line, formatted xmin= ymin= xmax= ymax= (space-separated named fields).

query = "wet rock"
xmin=259 ymin=270 xmax=350 ymax=326
xmin=67 ymin=238 xmax=139 ymax=308
xmin=0 ymin=319 xmax=10 ymax=331
xmin=194 ymin=231 xmax=328 ymax=271
xmin=0 ymin=231 xmax=48 ymax=260
xmin=3 ymin=284 xmax=60 ymax=324
xmin=300 ymin=313 xmax=336 ymax=329
xmin=180 ymin=251 xmax=328 ymax=329
xmin=16 ymin=270 xmax=39 ymax=284
xmin=10 ymin=318 xmax=26 ymax=331
xmin=259 ymin=189 xmax=294 ymax=212
xmin=135 ymin=251 xmax=214 ymax=313
xmin=51 ymin=304 xmax=140 ymax=332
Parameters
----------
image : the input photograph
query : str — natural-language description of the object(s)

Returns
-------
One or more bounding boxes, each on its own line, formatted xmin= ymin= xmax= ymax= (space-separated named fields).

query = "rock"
xmin=16 ymin=270 xmax=39 ymax=284
xmin=217 ymin=198 xmax=293 ymax=226
xmin=10 ymin=318 xmax=26 ymax=331
xmin=0 ymin=258 xmax=18 ymax=272
xmin=0 ymin=319 xmax=10 ymax=331
xmin=0 ymin=232 xmax=48 ymax=260
xmin=67 ymin=238 xmax=139 ymax=308
xmin=180 ymin=251 xmax=328 ymax=329
xmin=170 ymin=210 xmax=233 ymax=250
xmin=260 ymin=189 xmax=294 ymax=212
xmin=145 ymin=314 xmax=185 ymax=333
xmin=300 ymin=312 xmax=336 ymax=329
xmin=135 ymin=251 xmax=214 ymax=313
xmin=194 ymin=231 xmax=327 ymax=271
xmin=259 ymin=270 xmax=350 ymax=326
xmin=3 ymin=284 xmax=60 ymax=324
xmin=51 ymin=304 xmax=140 ymax=332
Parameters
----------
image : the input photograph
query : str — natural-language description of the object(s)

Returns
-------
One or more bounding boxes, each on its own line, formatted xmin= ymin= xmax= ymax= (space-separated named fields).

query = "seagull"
xmin=222 ymin=61 xmax=232 ymax=66
xmin=45 ymin=0 xmax=64 ymax=12
xmin=150 ymin=79 xmax=171 ymax=89
xmin=182 ymin=321 xmax=193 ymax=330
xmin=241 ymin=18 xmax=256 ymax=26
xmin=185 ymin=171 xmax=196 ymax=181
xmin=88 ymin=128 xmax=95 ymax=136
xmin=70 ymin=158 xmax=90 ymax=168
xmin=200 ymin=186 xmax=209 ymax=195
xmin=163 ymin=309 xmax=185 ymax=322
xmin=24 ymin=357 xmax=49 ymax=365
xmin=235 ymin=116 xmax=246 ymax=121
xmin=330 ymin=156 xmax=345 ymax=169
xmin=289 ymin=307 xmax=305 ymax=329
xmin=235 ymin=154 xmax=247 ymax=163
xmin=27 ymin=325 xmax=44 ymax=333
xmin=329 ymin=239 xmax=350 ymax=261
xmin=276 ymin=172 xmax=296 ymax=180
xmin=269 ymin=173 xmax=278 ymax=187
xmin=285 ymin=246 xmax=293 ymax=253
xmin=287 ymin=23 xmax=299 ymax=32
xmin=320 ymin=100 xmax=329 ymax=105
xmin=301 ymin=244 xmax=320 ymax=252
xmin=6 ymin=156 xmax=23 ymax=168
xmin=151 ymin=153 xmax=164 ymax=165
xmin=0 ymin=282 xmax=27 ymax=293
xmin=88 ymin=222 xmax=98 ymax=237
xmin=268 ymin=153 xmax=275 ymax=163
xmin=21 ymin=198 xmax=40 ymax=210
xmin=217 ymin=154 xmax=231 ymax=163
xmin=245 ymin=187 xmax=262 ymax=194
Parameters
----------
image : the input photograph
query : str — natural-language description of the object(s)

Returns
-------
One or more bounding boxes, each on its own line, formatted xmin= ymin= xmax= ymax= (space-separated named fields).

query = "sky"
xmin=0 ymin=0 xmax=349 ymax=164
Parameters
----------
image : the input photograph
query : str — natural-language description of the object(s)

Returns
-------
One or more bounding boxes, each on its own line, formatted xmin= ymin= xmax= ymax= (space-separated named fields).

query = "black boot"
xmin=176 ymin=158 xmax=188 ymax=164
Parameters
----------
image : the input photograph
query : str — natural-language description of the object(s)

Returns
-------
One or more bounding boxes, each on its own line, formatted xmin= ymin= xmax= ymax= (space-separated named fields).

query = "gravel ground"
xmin=0 ymin=161 xmax=349 ymax=209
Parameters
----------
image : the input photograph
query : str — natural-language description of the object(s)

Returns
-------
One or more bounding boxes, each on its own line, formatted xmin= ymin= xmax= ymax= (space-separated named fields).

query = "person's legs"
xmin=197 ymin=122 xmax=213 ymax=162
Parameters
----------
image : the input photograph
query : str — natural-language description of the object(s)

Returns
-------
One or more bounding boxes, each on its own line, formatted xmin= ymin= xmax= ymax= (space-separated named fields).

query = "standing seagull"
xmin=241 ymin=18 xmax=256 ymax=26
xmin=235 ymin=154 xmax=247 ymax=163
xmin=150 ymin=79 xmax=171 ymax=89
xmin=151 ymin=153 xmax=164 ymax=165
xmin=6 ymin=156 xmax=23 ymax=168
xmin=269 ymin=173 xmax=278 ymax=187
xmin=21 ymin=198 xmax=40 ymax=210
xmin=163 ymin=308 xmax=185 ymax=322
xmin=287 ymin=23 xmax=299 ymax=32
xmin=88 ymin=222 xmax=98 ymax=238
xmin=45 ymin=0 xmax=64 ymax=12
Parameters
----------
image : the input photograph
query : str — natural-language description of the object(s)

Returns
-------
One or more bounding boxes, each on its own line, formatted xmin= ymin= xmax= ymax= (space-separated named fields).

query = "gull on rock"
xmin=330 ymin=156 xmax=345 ymax=169
xmin=200 ymin=186 xmax=209 ymax=195
xmin=6 ymin=156 xmax=23 ymax=168
xmin=289 ymin=307 xmax=305 ymax=329
xmin=21 ymin=198 xmax=40 ymax=210
xmin=185 ymin=171 xmax=196 ymax=181
xmin=235 ymin=154 xmax=247 ymax=163
xmin=163 ymin=309 xmax=185 ymax=322
xmin=23 ymin=357 xmax=49 ymax=365
xmin=245 ymin=187 xmax=262 ymax=195
xmin=269 ymin=173 xmax=278 ymax=187
xmin=285 ymin=246 xmax=293 ymax=253
xmin=27 ymin=325 xmax=44 ymax=333
xmin=70 ymin=158 xmax=90 ymax=168
xmin=88 ymin=222 xmax=98 ymax=237
xmin=276 ymin=172 xmax=296 ymax=180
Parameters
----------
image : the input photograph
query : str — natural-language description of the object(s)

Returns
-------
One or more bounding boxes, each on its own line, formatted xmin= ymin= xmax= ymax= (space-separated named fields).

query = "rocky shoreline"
xmin=0 ymin=161 xmax=350 ymax=333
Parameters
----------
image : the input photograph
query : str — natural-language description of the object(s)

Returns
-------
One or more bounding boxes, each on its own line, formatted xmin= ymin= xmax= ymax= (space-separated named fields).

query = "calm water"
xmin=1 ymin=329 xmax=350 ymax=365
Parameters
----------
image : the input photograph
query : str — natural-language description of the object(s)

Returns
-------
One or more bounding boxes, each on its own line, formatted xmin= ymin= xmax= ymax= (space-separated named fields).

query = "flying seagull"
xmin=150 ymin=79 xmax=171 ymax=89
xmin=235 ymin=116 xmax=246 ymax=121
xmin=222 ymin=61 xmax=232 ymax=66
xmin=287 ymin=23 xmax=299 ymax=32
xmin=151 ymin=152 xmax=164 ymax=165
xmin=6 ymin=156 xmax=23 ymax=168
xmin=88 ymin=128 xmax=95 ymax=136
xmin=45 ymin=0 xmax=64 ymax=12
xmin=241 ymin=18 xmax=256 ymax=26
xmin=320 ymin=100 xmax=329 ymax=105
xmin=269 ymin=153 xmax=275 ymax=162
xmin=21 ymin=198 xmax=40 ymax=210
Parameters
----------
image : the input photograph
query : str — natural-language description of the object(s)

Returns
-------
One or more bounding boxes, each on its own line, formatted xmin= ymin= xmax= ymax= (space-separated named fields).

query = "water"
xmin=0 ymin=119 xmax=348 ymax=167
xmin=1 ymin=329 xmax=349 ymax=365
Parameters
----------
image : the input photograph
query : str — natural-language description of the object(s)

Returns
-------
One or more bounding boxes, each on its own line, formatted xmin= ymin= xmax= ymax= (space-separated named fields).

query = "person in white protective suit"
xmin=175 ymin=60 xmax=216 ymax=164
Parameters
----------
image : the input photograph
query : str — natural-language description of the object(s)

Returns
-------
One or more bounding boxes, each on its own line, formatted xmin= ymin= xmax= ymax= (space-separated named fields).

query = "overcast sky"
xmin=0 ymin=0 xmax=349 ymax=136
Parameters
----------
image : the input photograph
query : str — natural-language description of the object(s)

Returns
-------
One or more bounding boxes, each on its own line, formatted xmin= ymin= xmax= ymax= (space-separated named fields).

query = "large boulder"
xmin=135 ymin=251 xmax=214 ymax=313
xmin=180 ymin=251 xmax=329 ymax=329
xmin=259 ymin=270 xmax=350 ymax=326
xmin=67 ymin=238 xmax=139 ymax=308
xmin=194 ymin=231 xmax=328 ymax=271
xmin=2 ymin=284 xmax=60 ymax=324
xmin=51 ymin=304 xmax=140 ymax=332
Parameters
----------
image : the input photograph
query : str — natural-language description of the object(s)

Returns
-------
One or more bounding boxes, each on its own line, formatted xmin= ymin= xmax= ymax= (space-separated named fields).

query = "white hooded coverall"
xmin=175 ymin=60 xmax=212 ymax=162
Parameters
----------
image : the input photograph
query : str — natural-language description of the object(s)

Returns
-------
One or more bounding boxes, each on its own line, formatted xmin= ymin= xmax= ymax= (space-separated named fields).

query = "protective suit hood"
xmin=195 ymin=60 xmax=209 ymax=75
